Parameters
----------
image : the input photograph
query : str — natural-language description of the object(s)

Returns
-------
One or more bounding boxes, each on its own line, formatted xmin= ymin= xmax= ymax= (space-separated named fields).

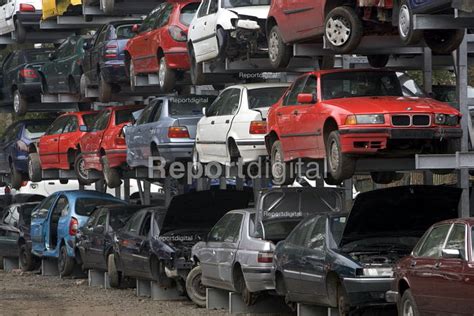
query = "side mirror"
xmin=79 ymin=125 xmax=89 ymax=132
xmin=48 ymin=52 xmax=56 ymax=60
xmin=132 ymin=24 xmax=140 ymax=33
xmin=202 ymin=107 xmax=207 ymax=117
xmin=297 ymin=93 xmax=316 ymax=104
xmin=93 ymin=225 xmax=105 ymax=234
xmin=441 ymin=248 xmax=462 ymax=259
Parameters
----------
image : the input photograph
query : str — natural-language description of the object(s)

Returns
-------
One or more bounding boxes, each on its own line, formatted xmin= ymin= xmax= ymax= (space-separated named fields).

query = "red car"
xmin=124 ymin=0 xmax=200 ymax=92
xmin=77 ymin=105 xmax=144 ymax=188
xmin=265 ymin=69 xmax=462 ymax=185
xmin=28 ymin=111 xmax=99 ymax=183
xmin=387 ymin=217 xmax=474 ymax=315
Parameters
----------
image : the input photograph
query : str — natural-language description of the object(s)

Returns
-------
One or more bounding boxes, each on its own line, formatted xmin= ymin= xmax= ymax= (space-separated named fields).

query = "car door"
xmin=39 ymin=116 xmax=68 ymax=166
xmin=284 ymin=0 xmax=323 ymax=40
xmin=0 ymin=206 xmax=19 ymax=257
xmin=117 ymin=211 xmax=146 ymax=277
xmin=0 ymin=0 xmax=7 ymax=34
xmin=190 ymin=0 xmax=218 ymax=61
xmin=78 ymin=211 xmax=98 ymax=268
xmin=217 ymin=213 xmax=243 ymax=286
xmin=58 ymin=115 xmax=79 ymax=167
xmin=90 ymin=27 xmax=108 ymax=82
xmin=30 ymin=194 xmax=58 ymax=256
xmin=83 ymin=109 xmax=111 ymax=161
xmin=54 ymin=38 xmax=75 ymax=92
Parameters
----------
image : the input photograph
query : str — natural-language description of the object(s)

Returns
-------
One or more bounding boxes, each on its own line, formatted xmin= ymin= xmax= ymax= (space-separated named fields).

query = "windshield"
xmin=109 ymin=208 xmax=141 ymax=230
xmin=322 ymin=71 xmax=425 ymax=100
xmin=82 ymin=113 xmax=99 ymax=128
xmin=330 ymin=216 xmax=347 ymax=246
xmin=76 ymin=198 xmax=117 ymax=216
xmin=24 ymin=122 xmax=50 ymax=139
xmin=180 ymin=3 xmax=200 ymax=26
xmin=116 ymin=108 xmax=141 ymax=125
xmin=168 ymin=96 xmax=216 ymax=117
xmin=25 ymin=51 xmax=51 ymax=63
xmin=222 ymin=0 xmax=270 ymax=8
xmin=248 ymin=87 xmax=287 ymax=109
xmin=115 ymin=24 xmax=136 ymax=39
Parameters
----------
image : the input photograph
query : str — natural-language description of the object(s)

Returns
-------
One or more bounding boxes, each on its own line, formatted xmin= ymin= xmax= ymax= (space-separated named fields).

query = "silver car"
xmin=186 ymin=187 xmax=344 ymax=307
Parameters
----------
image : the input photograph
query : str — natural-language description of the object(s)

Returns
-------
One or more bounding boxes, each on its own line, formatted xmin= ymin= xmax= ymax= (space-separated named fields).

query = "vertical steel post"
xmin=123 ymin=178 xmax=130 ymax=202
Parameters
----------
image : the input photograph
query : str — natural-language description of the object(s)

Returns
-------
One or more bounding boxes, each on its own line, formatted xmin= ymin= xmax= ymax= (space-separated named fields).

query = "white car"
xmin=193 ymin=83 xmax=289 ymax=167
xmin=187 ymin=0 xmax=270 ymax=84
xmin=0 ymin=0 xmax=42 ymax=44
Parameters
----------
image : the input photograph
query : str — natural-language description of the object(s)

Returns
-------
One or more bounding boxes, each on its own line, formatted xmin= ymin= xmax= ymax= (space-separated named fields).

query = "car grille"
xmin=391 ymin=114 xmax=431 ymax=127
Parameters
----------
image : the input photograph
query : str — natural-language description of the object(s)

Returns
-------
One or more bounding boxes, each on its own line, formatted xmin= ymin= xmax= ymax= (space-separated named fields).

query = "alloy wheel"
xmin=326 ymin=16 xmax=351 ymax=47
xmin=402 ymin=299 xmax=414 ymax=316
xmin=78 ymin=157 xmax=88 ymax=179
xmin=329 ymin=139 xmax=340 ymax=173
xmin=273 ymin=148 xmax=284 ymax=179
xmin=13 ymin=92 xmax=20 ymax=113
xmin=399 ymin=5 xmax=411 ymax=38
xmin=268 ymin=31 xmax=280 ymax=63
xmin=158 ymin=58 xmax=167 ymax=89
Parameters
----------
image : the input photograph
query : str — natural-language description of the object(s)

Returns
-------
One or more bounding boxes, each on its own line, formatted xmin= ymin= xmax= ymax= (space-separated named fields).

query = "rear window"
xmin=20 ymin=204 xmax=39 ymax=224
xmin=24 ymin=122 xmax=50 ymax=139
xmin=115 ymin=24 xmax=136 ymax=39
xmin=75 ymin=198 xmax=118 ymax=216
xmin=82 ymin=113 xmax=99 ymax=128
xmin=168 ymin=96 xmax=216 ymax=117
xmin=251 ymin=214 xmax=299 ymax=242
xmin=180 ymin=3 xmax=200 ymax=26
xmin=247 ymin=87 xmax=287 ymax=109
xmin=25 ymin=51 xmax=51 ymax=63
xmin=116 ymin=108 xmax=141 ymax=125
xmin=109 ymin=208 xmax=141 ymax=230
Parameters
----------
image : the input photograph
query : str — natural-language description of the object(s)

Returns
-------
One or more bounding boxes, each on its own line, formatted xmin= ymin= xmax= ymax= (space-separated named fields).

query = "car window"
xmin=154 ymin=3 xmax=173 ymax=28
xmin=109 ymin=208 xmax=139 ymax=230
xmin=286 ymin=217 xmax=317 ymax=247
xmin=151 ymin=100 xmax=163 ymax=122
xmin=96 ymin=211 xmax=107 ymax=227
xmin=247 ymin=87 xmax=287 ymax=109
xmin=301 ymin=75 xmax=317 ymax=95
xmin=116 ymin=108 xmax=140 ymax=125
xmin=444 ymin=224 xmax=466 ymax=254
xmin=24 ymin=121 xmax=50 ymax=139
xmin=205 ymin=90 xmax=231 ymax=117
xmin=208 ymin=213 xmax=233 ymax=242
xmin=24 ymin=51 xmax=50 ymax=63
xmin=218 ymin=88 xmax=240 ymax=115
xmin=125 ymin=212 xmax=144 ymax=234
xmin=19 ymin=204 xmax=37 ymax=225
xmin=139 ymin=213 xmax=151 ymax=237
xmin=196 ymin=0 xmax=210 ymax=18
xmin=416 ymin=224 xmax=451 ymax=258
xmin=180 ymin=3 xmax=200 ymax=26
xmin=222 ymin=0 xmax=270 ymax=8
xmin=306 ymin=217 xmax=325 ymax=250
xmin=31 ymin=195 xmax=57 ymax=219
xmin=82 ymin=113 xmax=99 ymax=128
xmin=222 ymin=213 xmax=243 ymax=243
xmin=208 ymin=0 xmax=218 ymax=14
xmin=329 ymin=216 xmax=346 ymax=245
xmin=93 ymin=110 xmax=111 ymax=131
xmin=46 ymin=117 xmax=68 ymax=135
xmin=52 ymin=196 xmax=69 ymax=218
xmin=2 ymin=206 xmax=17 ymax=225
xmin=96 ymin=27 xmax=108 ymax=43
xmin=63 ymin=116 xmax=78 ymax=133
xmin=136 ymin=104 xmax=156 ymax=125
xmin=140 ymin=5 xmax=163 ymax=33
xmin=87 ymin=209 xmax=100 ymax=228
xmin=114 ymin=24 xmax=136 ymax=39
xmin=75 ymin=198 xmax=117 ymax=216
xmin=283 ymin=76 xmax=307 ymax=106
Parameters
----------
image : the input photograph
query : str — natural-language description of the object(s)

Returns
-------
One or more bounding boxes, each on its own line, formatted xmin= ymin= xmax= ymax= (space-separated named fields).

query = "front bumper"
xmin=343 ymin=277 xmax=395 ymax=307
xmin=16 ymin=11 xmax=42 ymax=25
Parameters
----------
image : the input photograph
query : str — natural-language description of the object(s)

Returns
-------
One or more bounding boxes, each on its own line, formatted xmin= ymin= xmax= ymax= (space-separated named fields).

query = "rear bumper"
xmin=343 ymin=277 xmax=395 ymax=307
xmin=106 ymin=149 xmax=127 ymax=168
xmin=243 ymin=266 xmax=275 ymax=292
xmin=236 ymin=139 xmax=267 ymax=163
xmin=164 ymin=48 xmax=190 ymax=70
xmin=18 ymin=82 xmax=42 ymax=97
xmin=101 ymin=61 xmax=127 ymax=84
xmin=16 ymin=11 xmax=42 ymax=25
xmin=157 ymin=142 xmax=194 ymax=163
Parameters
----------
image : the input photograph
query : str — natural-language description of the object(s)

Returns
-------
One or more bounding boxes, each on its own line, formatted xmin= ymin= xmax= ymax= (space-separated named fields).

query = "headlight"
xmin=435 ymin=114 xmax=459 ymax=126
xmin=345 ymin=114 xmax=385 ymax=125
xmin=363 ymin=267 xmax=393 ymax=277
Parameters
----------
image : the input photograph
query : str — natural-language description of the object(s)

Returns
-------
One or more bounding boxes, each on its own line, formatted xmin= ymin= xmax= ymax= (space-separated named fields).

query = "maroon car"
xmin=387 ymin=218 xmax=474 ymax=315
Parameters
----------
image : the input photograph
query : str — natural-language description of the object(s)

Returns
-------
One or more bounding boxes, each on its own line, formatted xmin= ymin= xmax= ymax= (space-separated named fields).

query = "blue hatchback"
xmin=30 ymin=190 xmax=125 ymax=276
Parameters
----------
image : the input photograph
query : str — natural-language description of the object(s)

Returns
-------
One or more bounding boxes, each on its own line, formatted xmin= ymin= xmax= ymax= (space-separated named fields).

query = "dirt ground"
xmin=0 ymin=270 xmax=227 ymax=316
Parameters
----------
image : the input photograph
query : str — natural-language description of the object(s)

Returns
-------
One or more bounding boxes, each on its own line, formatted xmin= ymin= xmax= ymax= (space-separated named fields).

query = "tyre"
xmin=337 ymin=284 xmax=352 ymax=316
xmin=101 ymin=0 xmax=115 ymax=14
xmin=398 ymin=0 xmax=423 ymax=45
xmin=370 ymin=171 xmax=403 ymax=184
xmin=324 ymin=6 xmax=363 ymax=53
xmin=367 ymin=55 xmax=390 ymax=68
xmin=74 ymin=153 xmax=95 ymax=185
xmin=58 ymin=245 xmax=75 ymax=277
xmin=235 ymin=268 xmax=257 ymax=306
xmin=270 ymin=140 xmax=295 ymax=186
xmin=186 ymin=265 xmax=206 ymax=308
xmin=101 ymin=156 xmax=122 ymax=189
xmin=10 ymin=163 xmax=23 ymax=190
xmin=13 ymin=89 xmax=28 ymax=116
xmin=79 ymin=74 xmax=89 ymax=100
xmin=98 ymin=72 xmax=113 ymax=103
xmin=14 ymin=19 xmax=26 ymax=44
xmin=28 ymin=152 xmax=42 ymax=182
xmin=189 ymin=45 xmax=205 ymax=85
xmin=158 ymin=56 xmax=176 ymax=92
xmin=325 ymin=131 xmax=355 ymax=184
xmin=268 ymin=25 xmax=292 ymax=69
xmin=129 ymin=61 xmax=137 ymax=91
xmin=107 ymin=253 xmax=122 ymax=288
xmin=424 ymin=29 xmax=465 ymax=54
xmin=191 ymin=146 xmax=202 ymax=176
xmin=399 ymin=289 xmax=420 ymax=316
xmin=19 ymin=244 xmax=35 ymax=272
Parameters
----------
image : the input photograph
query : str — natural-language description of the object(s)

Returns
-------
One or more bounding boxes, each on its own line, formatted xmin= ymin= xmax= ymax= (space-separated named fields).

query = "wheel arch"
xmin=266 ymin=16 xmax=277 ymax=35
xmin=323 ymin=117 xmax=339 ymax=146
xmin=325 ymin=270 xmax=341 ymax=307
xmin=324 ymin=1 xmax=354 ymax=16
xmin=265 ymin=130 xmax=279 ymax=154
xmin=398 ymin=278 xmax=410 ymax=297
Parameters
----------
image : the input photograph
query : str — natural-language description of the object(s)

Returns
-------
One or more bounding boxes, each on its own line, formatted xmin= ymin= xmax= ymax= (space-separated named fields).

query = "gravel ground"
xmin=0 ymin=270 xmax=227 ymax=316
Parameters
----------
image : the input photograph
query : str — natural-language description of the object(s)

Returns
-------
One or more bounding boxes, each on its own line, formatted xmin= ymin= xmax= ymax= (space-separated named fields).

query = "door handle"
xmin=53 ymin=139 xmax=58 ymax=141
xmin=204 ymin=22 xmax=207 ymax=25
xmin=434 ymin=262 xmax=441 ymax=269
xmin=410 ymin=261 xmax=417 ymax=268
xmin=225 ymin=120 xmax=230 ymax=124
xmin=276 ymin=112 xmax=282 ymax=117
xmin=293 ymin=110 xmax=299 ymax=115
xmin=211 ymin=121 xmax=215 ymax=125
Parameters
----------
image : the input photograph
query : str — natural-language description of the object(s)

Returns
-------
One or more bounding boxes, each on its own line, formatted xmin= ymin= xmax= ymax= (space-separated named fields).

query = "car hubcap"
xmin=158 ymin=58 xmax=166 ymax=88
xmin=78 ymin=158 xmax=88 ymax=178
xmin=28 ymin=159 xmax=33 ymax=177
xmin=193 ymin=274 xmax=206 ymax=298
xmin=273 ymin=149 xmax=284 ymax=178
xmin=269 ymin=31 xmax=279 ymax=62
xmin=13 ymin=93 xmax=19 ymax=112
xmin=130 ymin=63 xmax=136 ymax=88
xmin=399 ymin=5 xmax=410 ymax=38
xmin=329 ymin=140 xmax=339 ymax=172
xmin=326 ymin=16 xmax=351 ymax=47
xmin=403 ymin=300 xmax=414 ymax=316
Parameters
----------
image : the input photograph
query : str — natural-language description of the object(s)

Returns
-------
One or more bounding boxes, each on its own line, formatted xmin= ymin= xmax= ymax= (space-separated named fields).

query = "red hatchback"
xmin=125 ymin=0 xmax=200 ymax=92
xmin=28 ymin=111 xmax=98 ymax=182
xmin=387 ymin=218 xmax=474 ymax=315
xmin=77 ymin=105 xmax=144 ymax=188
xmin=265 ymin=69 xmax=462 ymax=185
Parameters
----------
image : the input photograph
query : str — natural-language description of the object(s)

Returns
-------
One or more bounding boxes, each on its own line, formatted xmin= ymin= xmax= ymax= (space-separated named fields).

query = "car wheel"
xmin=268 ymin=25 xmax=292 ymax=69
xmin=101 ymin=0 xmax=114 ymax=14
xmin=191 ymin=146 xmax=202 ymax=176
xmin=129 ymin=61 xmax=137 ymax=91
xmin=235 ymin=268 xmax=257 ymax=306
xmin=98 ymin=72 xmax=113 ymax=103
xmin=58 ymin=245 xmax=75 ymax=277
xmin=101 ymin=156 xmax=122 ymax=189
xmin=324 ymin=6 xmax=363 ymax=53
xmin=14 ymin=19 xmax=26 ymax=44
xmin=370 ymin=171 xmax=404 ymax=184
xmin=74 ymin=153 xmax=95 ymax=185
xmin=424 ymin=29 xmax=465 ymax=54
xmin=189 ymin=45 xmax=205 ymax=85
xmin=28 ymin=152 xmax=42 ymax=182
xmin=10 ymin=162 xmax=23 ymax=190
xmin=19 ymin=244 xmax=34 ymax=272
xmin=186 ymin=265 xmax=206 ymax=308
xmin=325 ymin=131 xmax=355 ymax=184
xmin=270 ymin=140 xmax=295 ymax=186
xmin=79 ymin=74 xmax=90 ymax=100
xmin=13 ymin=89 xmax=28 ymax=116
xmin=398 ymin=0 xmax=423 ymax=45
xmin=400 ymin=289 xmax=420 ymax=316
xmin=367 ymin=55 xmax=390 ymax=68
xmin=107 ymin=253 xmax=122 ymax=288
xmin=0 ymin=256 xmax=3 ymax=269
xmin=158 ymin=56 xmax=176 ymax=92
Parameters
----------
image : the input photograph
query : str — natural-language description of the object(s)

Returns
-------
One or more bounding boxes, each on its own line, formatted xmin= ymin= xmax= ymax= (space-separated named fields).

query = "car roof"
xmin=104 ymin=104 xmax=144 ymax=112
xmin=54 ymin=190 xmax=119 ymax=199
xmin=435 ymin=218 xmax=474 ymax=226
xmin=8 ymin=201 xmax=41 ymax=208
xmin=108 ymin=20 xmax=142 ymax=27
xmin=309 ymin=68 xmax=397 ymax=76
xmin=225 ymin=83 xmax=291 ymax=90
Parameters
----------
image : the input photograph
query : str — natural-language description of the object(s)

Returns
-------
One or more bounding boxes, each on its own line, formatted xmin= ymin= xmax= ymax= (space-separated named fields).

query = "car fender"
xmin=217 ymin=9 xmax=238 ymax=31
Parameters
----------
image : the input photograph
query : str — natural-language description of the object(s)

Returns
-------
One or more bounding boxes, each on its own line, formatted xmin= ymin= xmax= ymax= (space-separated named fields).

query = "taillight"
xmin=19 ymin=3 xmax=35 ymax=12
xmin=249 ymin=120 xmax=267 ymax=134
xmin=257 ymin=252 xmax=273 ymax=263
xmin=105 ymin=44 xmax=118 ymax=59
xmin=168 ymin=25 xmax=187 ymax=42
xmin=168 ymin=126 xmax=190 ymax=138
xmin=69 ymin=217 xmax=79 ymax=236
xmin=16 ymin=140 xmax=28 ymax=152
xmin=115 ymin=127 xmax=126 ymax=145
xmin=20 ymin=68 xmax=38 ymax=79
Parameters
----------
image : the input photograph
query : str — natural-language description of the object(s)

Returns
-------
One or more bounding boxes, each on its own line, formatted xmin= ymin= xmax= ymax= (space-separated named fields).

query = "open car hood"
xmin=339 ymin=185 xmax=462 ymax=247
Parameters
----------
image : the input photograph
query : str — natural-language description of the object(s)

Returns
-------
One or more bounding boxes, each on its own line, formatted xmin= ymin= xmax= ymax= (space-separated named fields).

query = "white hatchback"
xmin=0 ymin=0 xmax=42 ymax=43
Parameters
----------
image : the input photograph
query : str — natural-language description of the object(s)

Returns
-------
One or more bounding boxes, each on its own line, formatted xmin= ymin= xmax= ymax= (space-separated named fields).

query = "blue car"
xmin=30 ymin=190 xmax=126 ymax=276
xmin=0 ymin=119 xmax=54 ymax=189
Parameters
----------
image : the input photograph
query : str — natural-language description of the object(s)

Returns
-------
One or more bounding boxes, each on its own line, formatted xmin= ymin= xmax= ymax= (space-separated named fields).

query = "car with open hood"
xmin=188 ymin=187 xmax=343 ymax=307
xmin=265 ymin=69 xmax=462 ymax=185
xmin=273 ymin=185 xmax=462 ymax=315
xmin=110 ymin=189 xmax=251 ymax=292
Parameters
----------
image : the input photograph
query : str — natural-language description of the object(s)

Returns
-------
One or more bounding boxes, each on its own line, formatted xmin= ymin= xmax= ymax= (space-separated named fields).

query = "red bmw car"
xmin=28 ymin=111 xmax=99 ymax=183
xmin=265 ymin=69 xmax=462 ymax=185
xmin=124 ymin=0 xmax=200 ymax=92
xmin=77 ymin=105 xmax=144 ymax=188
